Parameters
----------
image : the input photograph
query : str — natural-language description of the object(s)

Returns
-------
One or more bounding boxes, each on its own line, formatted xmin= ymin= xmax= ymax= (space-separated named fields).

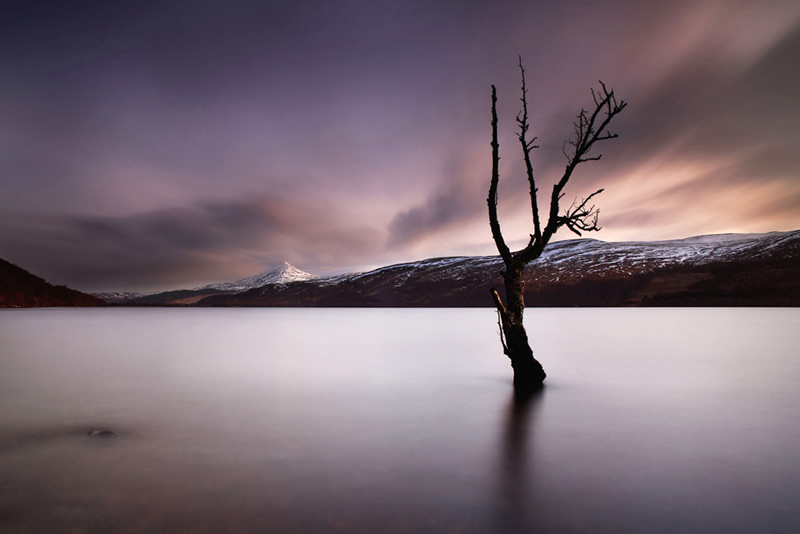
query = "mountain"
xmin=0 ymin=258 xmax=106 ymax=308
xmin=92 ymin=291 xmax=144 ymax=304
xmin=199 ymin=230 xmax=800 ymax=307
xmin=196 ymin=262 xmax=319 ymax=291
xmin=123 ymin=262 xmax=318 ymax=305
xmin=129 ymin=287 xmax=226 ymax=306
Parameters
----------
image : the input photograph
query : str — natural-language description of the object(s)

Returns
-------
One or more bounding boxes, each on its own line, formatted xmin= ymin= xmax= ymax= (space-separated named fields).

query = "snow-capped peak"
xmin=198 ymin=262 xmax=318 ymax=292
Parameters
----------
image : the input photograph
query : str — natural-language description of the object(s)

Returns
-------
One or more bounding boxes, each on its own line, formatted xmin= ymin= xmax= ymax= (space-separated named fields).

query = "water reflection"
xmin=495 ymin=389 xmax=544 ymax=531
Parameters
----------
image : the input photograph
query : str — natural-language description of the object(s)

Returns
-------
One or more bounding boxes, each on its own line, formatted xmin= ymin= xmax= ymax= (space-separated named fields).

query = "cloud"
xmin=0 ymin=196 xmax=383 ymax=292
xmin=387 ymin=147 xmax=494 ymax=248
xmin=2 ymin=1 xmax=800 ymax=291
xmin=388 ymin=189 xmax=476 ymax=248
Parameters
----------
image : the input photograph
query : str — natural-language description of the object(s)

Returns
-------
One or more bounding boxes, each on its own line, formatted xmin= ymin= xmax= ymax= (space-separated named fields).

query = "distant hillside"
xmin=198 ymin=230 xmax=800 ymax=307
xmin=92 ymin=291 xmax=145 ymax=304
xmin=0 ymin=258 xmax=106 ymax=308
xmin=117 ymin=262 xmax=319 ymax=305
xmin=132 ymin=288 xmax=226 ymax=306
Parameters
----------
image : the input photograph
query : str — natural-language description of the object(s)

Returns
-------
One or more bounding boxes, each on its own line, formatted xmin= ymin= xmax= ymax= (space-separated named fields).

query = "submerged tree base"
xmin=504 ymin=325 xmax=546 ymax=393
xmin=511 ymin=353 xmax=546 ymax=393
xmin=493 ymin=289 xmax=547 ymax=392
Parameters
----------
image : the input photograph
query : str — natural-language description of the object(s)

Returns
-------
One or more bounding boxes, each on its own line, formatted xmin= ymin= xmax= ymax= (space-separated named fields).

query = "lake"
xmin=1 ymin=307 xmax=799 ymax=533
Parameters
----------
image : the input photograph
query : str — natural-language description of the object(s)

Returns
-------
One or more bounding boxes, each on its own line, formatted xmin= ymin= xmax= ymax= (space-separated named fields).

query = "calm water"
xmin=1 ymin=308 xmax=799 ymax=533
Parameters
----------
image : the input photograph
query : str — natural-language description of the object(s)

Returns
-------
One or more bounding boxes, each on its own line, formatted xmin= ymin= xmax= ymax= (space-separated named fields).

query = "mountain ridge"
xmin=196 ymin=230 xmax=800 ymax=307
xmin=124 ymin=262 xmax=318 ymax=305
xmin=90 ymin=230 xmax=800 ymax=307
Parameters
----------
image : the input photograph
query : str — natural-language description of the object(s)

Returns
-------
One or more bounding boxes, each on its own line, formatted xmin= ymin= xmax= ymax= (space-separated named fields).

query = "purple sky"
xmin=2 ymin=0 xmax=799 ymax=292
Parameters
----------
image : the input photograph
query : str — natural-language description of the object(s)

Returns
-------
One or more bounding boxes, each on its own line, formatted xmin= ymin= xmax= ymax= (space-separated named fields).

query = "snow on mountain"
xmin=92 ymin=291 xmax=145 ymax=303
xmin=197 ymin=262 xmax=318 ymax=292
xmin=522 ymin=230 xmax=800 ymax=282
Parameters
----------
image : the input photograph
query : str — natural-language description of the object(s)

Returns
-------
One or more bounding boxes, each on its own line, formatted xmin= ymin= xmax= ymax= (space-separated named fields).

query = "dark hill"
xmin=0 ymin=258 xmax=105 ymax=308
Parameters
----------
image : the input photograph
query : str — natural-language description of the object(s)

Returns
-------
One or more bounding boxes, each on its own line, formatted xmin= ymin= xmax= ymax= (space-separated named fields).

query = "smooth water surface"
xmin=1 ymin=308 xmax=799 ymax=532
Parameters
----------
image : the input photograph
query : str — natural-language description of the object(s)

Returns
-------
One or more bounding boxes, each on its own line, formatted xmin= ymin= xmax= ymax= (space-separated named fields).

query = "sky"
xmin=2 ymin=0 xmax=799 ymax=293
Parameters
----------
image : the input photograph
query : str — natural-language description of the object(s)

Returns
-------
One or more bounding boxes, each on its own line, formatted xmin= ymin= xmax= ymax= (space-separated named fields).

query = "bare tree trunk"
xmin=487 ymin=59 xmax=625 ymax=391
xmin=491 ymin=264 xmax=546 ymax=392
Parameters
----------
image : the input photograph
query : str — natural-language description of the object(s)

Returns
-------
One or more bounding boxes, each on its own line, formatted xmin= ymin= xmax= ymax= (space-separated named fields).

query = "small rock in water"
xmin=87 ymin=429 xmax=116 ymax=438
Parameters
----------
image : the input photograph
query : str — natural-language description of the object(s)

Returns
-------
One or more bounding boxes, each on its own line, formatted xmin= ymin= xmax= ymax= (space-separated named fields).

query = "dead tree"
xmin=488 ymin=59 xmax=626 ymax=392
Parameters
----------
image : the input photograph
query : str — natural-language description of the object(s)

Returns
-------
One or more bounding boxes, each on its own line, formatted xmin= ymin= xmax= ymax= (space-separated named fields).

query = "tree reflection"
xmin=495 ymin=389 xmax=544 ymax=531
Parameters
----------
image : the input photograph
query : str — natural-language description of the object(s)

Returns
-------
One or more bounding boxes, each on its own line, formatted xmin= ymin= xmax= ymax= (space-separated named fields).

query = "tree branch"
xmin=543 ymin=81 xmax=626 ymax=242
xmin=488 ymin=69 xmax=624 ymax=269
xmin=559 ymin=188 xmax=604 ymax=236
xmin=488 ymin=85 xmax=513 ymax=266
xmin=516 ymin=57 xmax=542 ymax=246
xmin=491 ymin=287 xmax=509 ymax=353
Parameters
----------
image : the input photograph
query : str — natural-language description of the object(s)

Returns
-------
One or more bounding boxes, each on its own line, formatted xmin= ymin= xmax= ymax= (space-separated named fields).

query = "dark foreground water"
xmin=1 ymin=308 xmax=799 ymax=533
